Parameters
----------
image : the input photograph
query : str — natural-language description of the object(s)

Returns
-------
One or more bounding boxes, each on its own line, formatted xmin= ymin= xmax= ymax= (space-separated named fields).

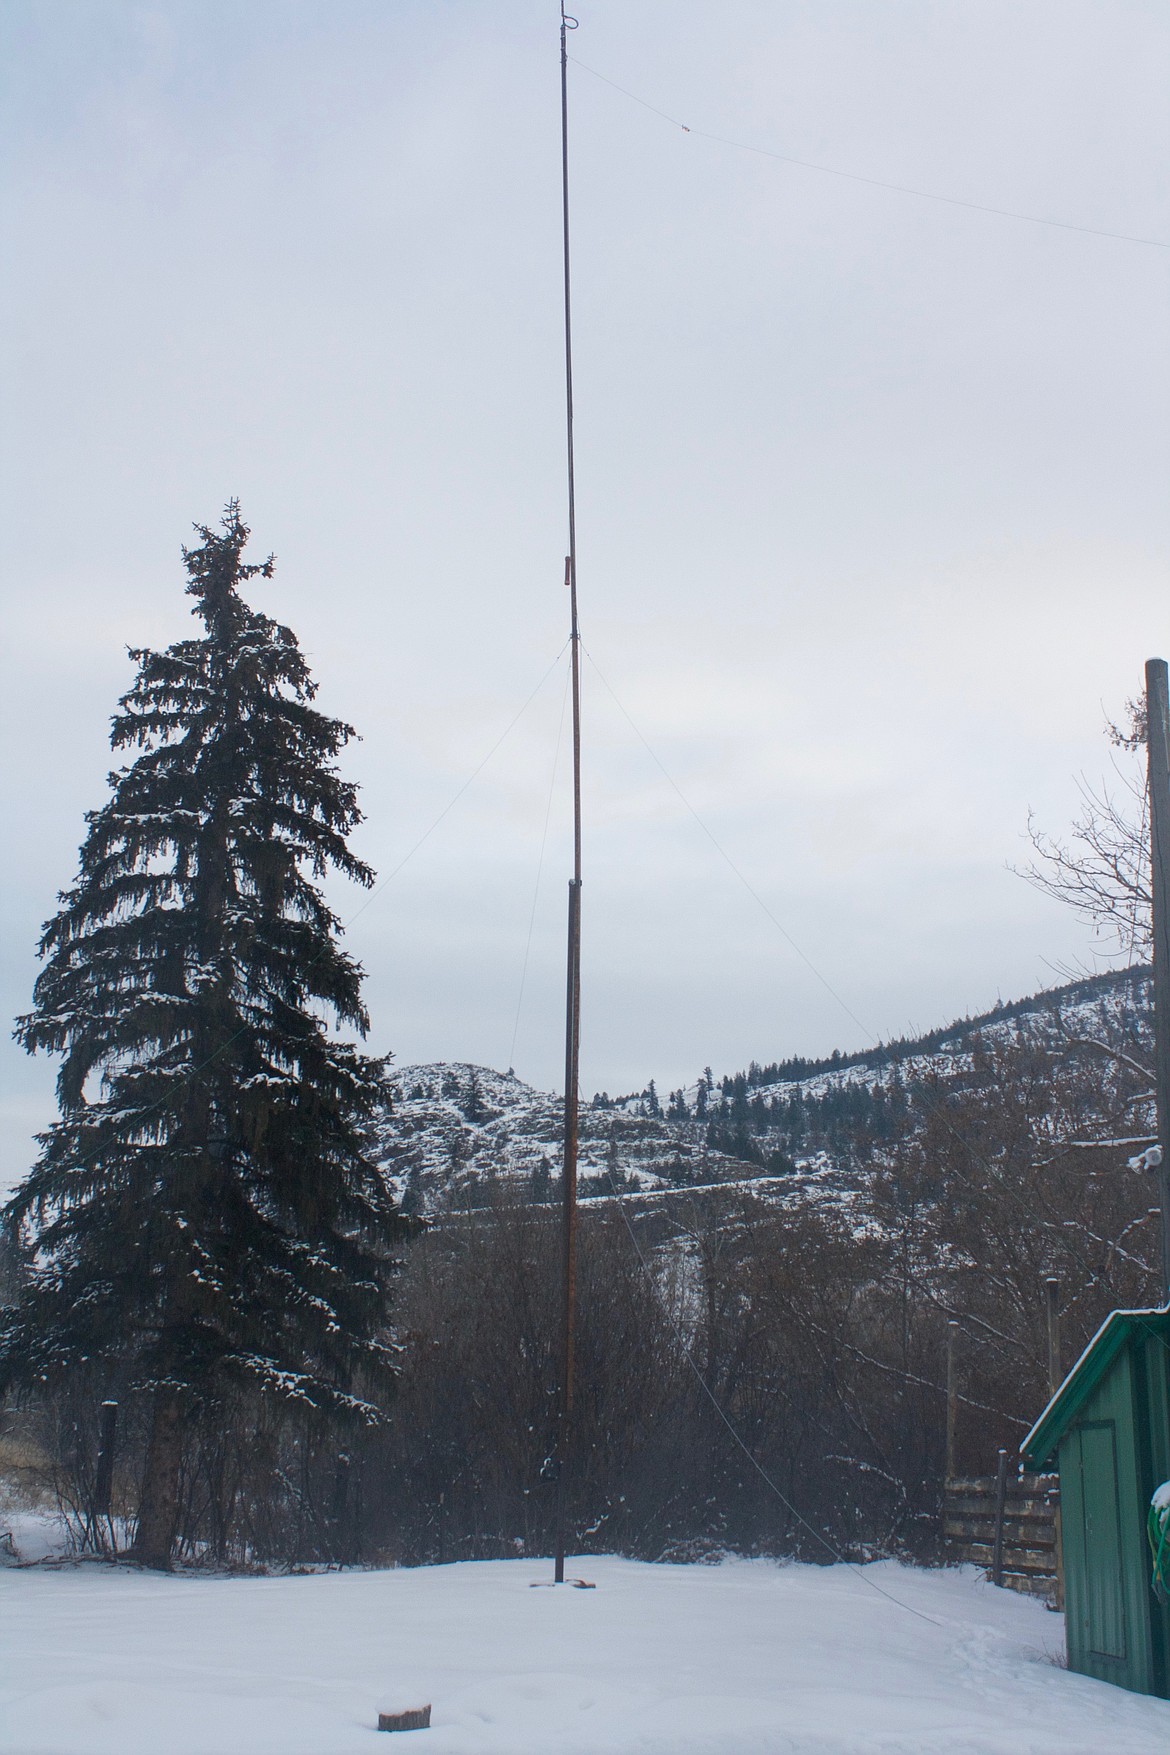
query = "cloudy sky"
xmin=2 ymin=0 xmax=1168 ymax=1186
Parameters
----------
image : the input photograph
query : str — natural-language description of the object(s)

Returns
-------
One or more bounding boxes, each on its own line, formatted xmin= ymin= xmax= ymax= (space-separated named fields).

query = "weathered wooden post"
xmin=1045 ymin=1277 xmax=1062 ymax=1394
xmin=991 ymin=1448 xmax=1009 ymax=1587
xmin=945 ymin=1320 xmax=959 ymax=1482
xmin=94 ymin=1400 xmax=118 ymax=1519
xmin=1044 ymin=1276 xmax=1065 ymax=1610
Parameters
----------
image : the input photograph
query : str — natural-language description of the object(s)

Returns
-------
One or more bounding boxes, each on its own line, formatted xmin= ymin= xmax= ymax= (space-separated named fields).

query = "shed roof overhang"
xmin=1022 ymin=1305 xmax=1170 ymax=1470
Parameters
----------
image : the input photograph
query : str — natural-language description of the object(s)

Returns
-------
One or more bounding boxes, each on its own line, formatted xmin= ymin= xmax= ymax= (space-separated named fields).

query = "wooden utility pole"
xmin=991 ymin=1448 xmax=1009 ymax=1587
xmin=93 ymin=1399 xmax=118 ymax=1520
xmin=552 ymin=1 xmax=583 ymax=1588
xmin=1144 ymin=658 xmax=1170 ymax=1295
xmin=945 ymin=1320 xmax=959 ymax=1483
xmin=1044 ymin=1277 xmax=1061 ymax=1395
xmin=1044 ymin=1277 xmax=1066 ymax=1611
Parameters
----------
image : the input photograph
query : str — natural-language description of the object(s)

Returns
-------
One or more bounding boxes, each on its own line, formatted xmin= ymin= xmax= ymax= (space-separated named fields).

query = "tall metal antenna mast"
xmin=553 ymin=0 xmax=582 ymax=1588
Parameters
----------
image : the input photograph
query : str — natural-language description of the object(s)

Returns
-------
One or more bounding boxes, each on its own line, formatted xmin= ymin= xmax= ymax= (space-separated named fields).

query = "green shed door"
xmin=1076 ymin=1422 xmax=1126 ymax=1661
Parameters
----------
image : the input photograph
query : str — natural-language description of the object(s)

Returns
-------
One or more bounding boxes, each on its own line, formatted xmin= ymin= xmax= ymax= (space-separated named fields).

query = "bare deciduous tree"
xmin=1017 ymin=700 xmax=1150 ymax=962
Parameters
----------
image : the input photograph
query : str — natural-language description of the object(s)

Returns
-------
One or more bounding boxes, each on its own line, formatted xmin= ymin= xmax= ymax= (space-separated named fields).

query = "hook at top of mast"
xmin=561 ymin=10 xmax=579 ymax=29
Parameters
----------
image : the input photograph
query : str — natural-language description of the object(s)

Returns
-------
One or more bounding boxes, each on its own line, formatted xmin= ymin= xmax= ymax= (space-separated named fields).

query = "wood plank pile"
xmin=943 ymin=1473 xmax=1059 ymax=1600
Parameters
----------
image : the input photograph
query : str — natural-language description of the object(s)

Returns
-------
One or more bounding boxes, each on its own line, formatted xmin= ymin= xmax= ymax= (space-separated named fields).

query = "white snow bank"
xmin=3 ymin=1553 xmax=1169 ymax=1754
xmin=0 ymin=1508 xmax=72 ymax=1566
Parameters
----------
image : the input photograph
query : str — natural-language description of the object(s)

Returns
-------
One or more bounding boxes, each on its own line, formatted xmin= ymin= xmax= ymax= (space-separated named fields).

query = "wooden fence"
xmin=942 ymin=1281 xmax=1064 ymax=1604
xmin=943 ymin=1467 xmax=1060 ymax=1602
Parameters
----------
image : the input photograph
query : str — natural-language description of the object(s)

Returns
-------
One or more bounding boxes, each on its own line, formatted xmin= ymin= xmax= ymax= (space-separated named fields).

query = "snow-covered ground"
xmin=4 ymin=1552 xmax=1169 ymax=1754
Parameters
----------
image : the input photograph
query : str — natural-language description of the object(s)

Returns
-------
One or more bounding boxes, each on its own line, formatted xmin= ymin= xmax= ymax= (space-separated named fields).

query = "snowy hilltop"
xmin=370 ymin=966 xmax=1153 ymax=1218
xmin=369 ymin=1062 xmax=767 ymax=1216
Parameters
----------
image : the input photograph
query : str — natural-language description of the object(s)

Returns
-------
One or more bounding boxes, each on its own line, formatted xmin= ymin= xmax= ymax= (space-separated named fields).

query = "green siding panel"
xmin=1031 ymin=1309 xmax=1170 ymax=1698
xmin=1137 ymin=1333 xmax=1170 ymax=1694
xmin=1060 ymin=1346 xmax=1162 ymax=1694
xmin=1112 ymin=1351 xmax=1158 ymax=1696
xmin=1079 ymin=1423 xmax=1126 ymax=1659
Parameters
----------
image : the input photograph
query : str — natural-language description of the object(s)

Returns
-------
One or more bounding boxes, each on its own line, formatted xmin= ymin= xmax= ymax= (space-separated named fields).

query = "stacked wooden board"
xmin=943 ymin=1473 xmax=1059 ymax=1600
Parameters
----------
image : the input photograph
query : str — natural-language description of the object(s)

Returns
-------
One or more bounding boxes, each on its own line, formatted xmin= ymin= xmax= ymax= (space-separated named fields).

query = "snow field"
xmin=4 ymin=1554 xmax=1170 ymax=1754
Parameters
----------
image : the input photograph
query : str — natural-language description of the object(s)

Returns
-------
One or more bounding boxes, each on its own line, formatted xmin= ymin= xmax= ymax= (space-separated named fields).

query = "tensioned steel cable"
xmin=599 ymin=1161 xmax=946 ymax=1628
xmin=569 ymin=54 xmax=1170 ymax=252
xmin=508 ymin=660 xmax=572 ymax=1074
xmin=345 ymin=641 xmax=570 ymax=931
xmin=581 ymin=642 xmax=1159 ymax=1279
xmin=24 ymin=642 xmax=570 ymax=1184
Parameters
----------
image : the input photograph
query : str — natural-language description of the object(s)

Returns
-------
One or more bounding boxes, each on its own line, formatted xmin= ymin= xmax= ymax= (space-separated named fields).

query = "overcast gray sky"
xmin=2 ymin=0 xmax=1168 ymax=1187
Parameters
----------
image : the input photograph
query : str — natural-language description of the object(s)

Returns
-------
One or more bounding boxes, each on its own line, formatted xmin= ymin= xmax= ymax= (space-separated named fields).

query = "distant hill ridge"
xmin=718 ymin=964 xmax=1149 ymax=1094
xmin=370 ymin=965 xmax=1151 ymax=1216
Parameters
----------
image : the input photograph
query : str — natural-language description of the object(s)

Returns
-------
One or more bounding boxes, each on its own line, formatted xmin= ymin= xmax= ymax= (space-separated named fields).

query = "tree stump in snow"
xmin=378 ymin=1705 xmax=431 ymax=1732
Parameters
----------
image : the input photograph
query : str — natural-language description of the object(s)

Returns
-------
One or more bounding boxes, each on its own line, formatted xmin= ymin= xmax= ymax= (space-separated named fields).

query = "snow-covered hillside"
xmin=369 ymin=1063 xmax=764 ymax=1216
xmin=370 ymin=969 xmax=1153 ymax=1217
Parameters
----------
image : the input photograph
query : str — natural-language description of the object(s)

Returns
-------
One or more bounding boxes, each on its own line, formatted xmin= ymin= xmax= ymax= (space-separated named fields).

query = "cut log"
xmin=946 ymin=1474 xmax=1056 ymax=1493
xmin=942 ymin=1470 xmax=1059 ymax=1593
xmin=952 ymin=1542 xmax=1057 ymax=1574
xmin=1000 ymin=1571 xmax=1058 ymax=1599
xmin=378 ymin=1706 xmax=431 ymax=1733
xmin=943 ymin=1517 xmax=1055 ymax=1547
xmin=945 ymin=1494 xmax=1056 ymax=1519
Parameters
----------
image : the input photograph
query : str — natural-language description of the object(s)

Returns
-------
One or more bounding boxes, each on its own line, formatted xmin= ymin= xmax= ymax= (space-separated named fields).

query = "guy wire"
xmin=508 ymin=656 xmax=572 ymax=1074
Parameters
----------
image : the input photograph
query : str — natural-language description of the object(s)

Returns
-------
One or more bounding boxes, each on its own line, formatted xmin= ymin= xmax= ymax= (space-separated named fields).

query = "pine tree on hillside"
xmin=3 ymin=504 xmax=406 ymax=1568
xmin=462 ymin=1070 xmax=485 ymax=1123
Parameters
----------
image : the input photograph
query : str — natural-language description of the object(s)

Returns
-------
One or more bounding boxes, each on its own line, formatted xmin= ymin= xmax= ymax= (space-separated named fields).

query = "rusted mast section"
xmin=553 ymin=0 xmax=582 ymax=1588
xmin=1144 ymin=658 xmax=1170 ymax=1294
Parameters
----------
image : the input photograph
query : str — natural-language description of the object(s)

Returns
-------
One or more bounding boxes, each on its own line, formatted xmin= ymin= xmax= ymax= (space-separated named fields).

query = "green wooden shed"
xmin=1023 ymin=1305 xmax=1170 ymax=1696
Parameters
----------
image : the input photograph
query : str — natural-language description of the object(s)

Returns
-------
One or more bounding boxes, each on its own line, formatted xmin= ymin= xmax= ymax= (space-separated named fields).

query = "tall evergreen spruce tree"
xmin=3 ymin=505 xmax=405 ymax=1567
